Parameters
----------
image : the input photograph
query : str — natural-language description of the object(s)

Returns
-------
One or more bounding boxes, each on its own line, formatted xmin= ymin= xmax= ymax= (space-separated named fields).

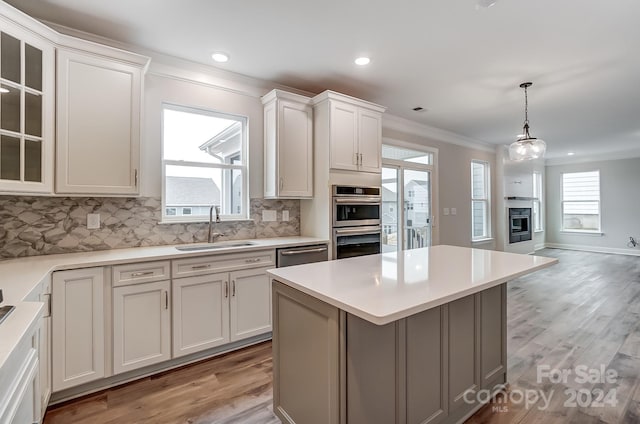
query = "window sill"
xmin=560 ymin=230 xmax=604 ymax=236
xmin=472 ymin=238 xmax=495 ymax=244
xmin=159 ymin=218 xmax=254 ymax=225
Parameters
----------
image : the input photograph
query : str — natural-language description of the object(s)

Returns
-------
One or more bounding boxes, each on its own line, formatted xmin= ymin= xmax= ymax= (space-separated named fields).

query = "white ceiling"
xmin=7 ymin=0 xmax=640 ymax=159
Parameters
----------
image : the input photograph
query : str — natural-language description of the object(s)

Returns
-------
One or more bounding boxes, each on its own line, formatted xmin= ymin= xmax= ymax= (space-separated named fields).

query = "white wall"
xmin=546 ymin=157 xmax=640 ymax=255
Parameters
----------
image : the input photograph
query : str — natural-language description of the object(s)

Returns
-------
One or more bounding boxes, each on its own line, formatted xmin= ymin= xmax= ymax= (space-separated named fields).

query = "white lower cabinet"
xmin=172 ymin=273 xmax=230 ymax=358
xmin=172 ymin=267 xmax=272 ymax=356
xmin=230 ymin=268 xmax=272 ymax=341
xmin=52 ymin=268 xmax=105 ymax=391
xmin=113 ymin=280 xmax=171 ymax=374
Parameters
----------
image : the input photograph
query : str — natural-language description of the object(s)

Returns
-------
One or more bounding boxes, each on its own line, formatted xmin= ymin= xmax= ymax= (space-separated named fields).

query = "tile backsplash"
xmin=0 ymin=196 xmax=300 ymax=259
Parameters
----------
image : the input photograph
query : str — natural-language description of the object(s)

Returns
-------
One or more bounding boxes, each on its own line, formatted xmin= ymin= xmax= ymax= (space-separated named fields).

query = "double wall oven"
xmin=332 ymin=185 xmax=382 ymax=259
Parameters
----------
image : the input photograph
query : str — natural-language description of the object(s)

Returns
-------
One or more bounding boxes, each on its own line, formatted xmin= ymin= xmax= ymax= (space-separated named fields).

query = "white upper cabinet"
xmin=262 ymin=89 xmax=313 ymax=198
xmin=56 ymin=45 xmax=148 ymax=195
xmin=357 ymin=108 xmax=383 ymax=173
xmin=329 ymin=101 xmax=359 ymax=171
xmin=312 ymin=90 xmax=385 ymax=174
xmin=0 ymin=5 xmax=55 ymax=195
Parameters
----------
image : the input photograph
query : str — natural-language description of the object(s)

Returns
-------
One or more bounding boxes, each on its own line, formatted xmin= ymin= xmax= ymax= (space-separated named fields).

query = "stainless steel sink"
xmin=175 ymin=242 xmax=255 ymax=252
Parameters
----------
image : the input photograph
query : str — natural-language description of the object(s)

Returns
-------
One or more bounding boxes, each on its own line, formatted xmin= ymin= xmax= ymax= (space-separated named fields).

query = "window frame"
xmin=471 ymin=159 xmax=491 ymax=241
xmin=561 ymin=170 xmax=601 ymax=233
xmin=160 ymin=103 xmax=249 ymax=223
xmin=533 ymin=171 xmax=544 ymax=232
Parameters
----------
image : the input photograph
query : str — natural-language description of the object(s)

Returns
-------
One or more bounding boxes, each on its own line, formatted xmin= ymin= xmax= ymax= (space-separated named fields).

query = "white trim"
xmin=471 ymin=159 xmax=491 ymax=241
xmin=545 ymin=243 xmax=640 ymax=257
xmin=546 ymin=149 xmax=640 ymax=166
xmin=471 ymin=238 xmax=494 ymax=245
xmin=382 ymin=114 xmax=496 ymax=153
xmin=559 ymin=230 xmax=604 ymax=236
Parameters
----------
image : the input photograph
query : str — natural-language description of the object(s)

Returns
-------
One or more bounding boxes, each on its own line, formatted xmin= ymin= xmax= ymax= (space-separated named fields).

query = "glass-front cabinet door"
xmin=0 ymin=23 xmax=54 ymax=194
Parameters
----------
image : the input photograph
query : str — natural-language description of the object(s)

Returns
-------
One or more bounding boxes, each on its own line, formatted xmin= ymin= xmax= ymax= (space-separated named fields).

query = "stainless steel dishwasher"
xmin=276 ymin=244 xmax=329 ymax=267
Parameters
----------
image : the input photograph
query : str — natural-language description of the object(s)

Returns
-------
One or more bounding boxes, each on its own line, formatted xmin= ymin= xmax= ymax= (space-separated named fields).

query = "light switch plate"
xmin=282 ymin=210 xmax=290 ymax=221
xmin=443 ymin=208 xmax=450 ymax=216
xmin=87 ymin=213 xmax=100 ymax=229
xmin=451 ymin=208 xmax=457 ymax=216
xmin=262 ymin=210 xmax=277 ymax=222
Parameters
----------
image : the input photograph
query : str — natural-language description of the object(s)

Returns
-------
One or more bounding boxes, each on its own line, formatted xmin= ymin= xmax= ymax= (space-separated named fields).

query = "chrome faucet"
xmin=208 ymin=205 xmax=222 ymax=243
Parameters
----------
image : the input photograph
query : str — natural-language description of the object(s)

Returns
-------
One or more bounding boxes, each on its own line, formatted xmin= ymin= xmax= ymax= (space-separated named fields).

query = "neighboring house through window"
xmin=162 ymin=104 xmax=248 ymax=222
xmin=562 ymin=170 xmax=600 ymax=232
xmin=471 ymin=160 xmax=490 ymax=240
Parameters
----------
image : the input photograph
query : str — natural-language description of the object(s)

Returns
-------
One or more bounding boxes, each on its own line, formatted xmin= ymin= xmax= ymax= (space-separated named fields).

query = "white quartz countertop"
xmin=0 ymin=236 xmax=328 ymax=304
xmin=268 ymin=245 xmax=558 ymax=325
xmin=0 ymin=236 xmax=327 ymax=371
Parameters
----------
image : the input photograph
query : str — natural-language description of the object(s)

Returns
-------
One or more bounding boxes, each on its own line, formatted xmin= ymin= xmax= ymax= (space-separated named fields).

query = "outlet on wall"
xmin=87 ymin=213 xmax=101 ymax=229
xmin=443 ymin=208 xmax=450 ymax=216
xmin=282 ymin=210 xmax=289 ymax=221
xmin=451 ymin=208 xmax=457 ymax=216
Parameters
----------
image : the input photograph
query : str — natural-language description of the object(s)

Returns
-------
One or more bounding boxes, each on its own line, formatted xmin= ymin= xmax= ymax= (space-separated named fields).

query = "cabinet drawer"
xmin=172 ymin=250 xmax=276 ymax=278
xmin=112 ymin=261 xmax=171 ymax=287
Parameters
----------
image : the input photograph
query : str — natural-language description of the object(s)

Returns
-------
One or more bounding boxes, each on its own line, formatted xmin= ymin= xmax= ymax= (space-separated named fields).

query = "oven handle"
xmin=335 ymin=226 xmax=381 ymax=235
xmin=334 ymin=197 xmax=381 ymax=204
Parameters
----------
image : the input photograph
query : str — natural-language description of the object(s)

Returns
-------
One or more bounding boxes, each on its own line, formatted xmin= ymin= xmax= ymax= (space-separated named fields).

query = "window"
xmin=471 ymin=160 xmax=490 ymax=240
xmin=533 ymin=171 xmax=543 ymax=232
xmin=562 ymin=170 xmax=600 ymax=232
xmin=162 ymin=104 xmax=248 ymax=222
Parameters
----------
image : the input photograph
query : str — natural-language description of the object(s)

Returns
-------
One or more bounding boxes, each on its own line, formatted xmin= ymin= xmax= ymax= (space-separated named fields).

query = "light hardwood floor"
xmin=44 ymin=249 xmax=640 ymax=424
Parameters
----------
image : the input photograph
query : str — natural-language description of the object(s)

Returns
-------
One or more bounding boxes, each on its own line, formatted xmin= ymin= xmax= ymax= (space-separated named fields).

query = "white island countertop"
xmin=268 ymin=245 xmax=558 ymax=325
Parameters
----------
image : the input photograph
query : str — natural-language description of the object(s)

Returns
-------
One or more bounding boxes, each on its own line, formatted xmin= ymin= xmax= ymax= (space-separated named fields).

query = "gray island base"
xmin=272 ymin=280 xmax=507 ymax=424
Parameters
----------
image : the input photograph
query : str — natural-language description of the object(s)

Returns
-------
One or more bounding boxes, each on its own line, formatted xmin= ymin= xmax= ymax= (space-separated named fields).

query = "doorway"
xmin=381 ymin=144 xmax=436 ymax=252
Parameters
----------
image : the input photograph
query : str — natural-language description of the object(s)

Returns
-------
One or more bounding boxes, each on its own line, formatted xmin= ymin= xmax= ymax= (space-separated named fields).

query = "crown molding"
xmin=382 ymin=114 xmax=497 ymax=154
xmin=41 ymin=19 xmax=315 ymax=99
xmin=545 ymin=148 xmax=640 ymax=166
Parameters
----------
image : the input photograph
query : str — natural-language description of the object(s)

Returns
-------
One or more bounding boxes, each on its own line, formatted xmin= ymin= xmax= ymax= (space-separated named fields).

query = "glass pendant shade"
xmin=509 ymin=82 xmax=546 ymax=161
xmin=509 ymin=137 xmax=546 ymax=161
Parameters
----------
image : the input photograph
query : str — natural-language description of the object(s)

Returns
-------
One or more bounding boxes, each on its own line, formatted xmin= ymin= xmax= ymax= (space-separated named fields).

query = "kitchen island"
xmin=267 ymin=245 xmax=557 ymax=424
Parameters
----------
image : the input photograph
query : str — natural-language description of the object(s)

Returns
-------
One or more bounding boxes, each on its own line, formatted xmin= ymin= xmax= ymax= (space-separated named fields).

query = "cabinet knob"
xmin=232 ymin=280 xmax=236 ymax=297
xmin=224 ymin=281 xmax=229 ymax=298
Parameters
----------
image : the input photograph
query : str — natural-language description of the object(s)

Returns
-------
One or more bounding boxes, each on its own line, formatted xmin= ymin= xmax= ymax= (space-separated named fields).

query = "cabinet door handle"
xmin=354 ymin=153 xmax=359 ymax=165
xmin=224 ymin=281 xmax=229 ymax=298
xmin=279 ymin=177 xmax=284 ymax=191
xmin=164 ymin=290 xmax=168 ymax=309
xmin=134 ymin=169 xmax=138 ymax=187
xmin=359 ymin=153 xmax=363 ymax=166
xmin=131 ymin=271 xmax=154 ymax=278
xmin=232 ymin=280 xmax=236 ymax=297
xmin=245 ymin=258 xmax=261 ymax=263
xmin=191 ymin=264 xmax=211 ymax=270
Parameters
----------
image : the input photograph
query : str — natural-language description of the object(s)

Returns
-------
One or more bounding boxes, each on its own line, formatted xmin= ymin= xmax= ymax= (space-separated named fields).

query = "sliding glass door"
xmin=381 ymin=144 xmax=434 ymax=251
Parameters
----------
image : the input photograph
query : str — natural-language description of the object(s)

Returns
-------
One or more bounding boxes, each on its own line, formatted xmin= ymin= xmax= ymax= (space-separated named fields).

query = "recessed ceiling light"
xmin=211 ymin=52 xmax=229 ymax=63
xmin=0 ymin=87 xmax=9 ymax=94
xmin=567 ymin=152 xmax=575 ymax=156
xmin=354 ymin=57 xmax=370 ymax=66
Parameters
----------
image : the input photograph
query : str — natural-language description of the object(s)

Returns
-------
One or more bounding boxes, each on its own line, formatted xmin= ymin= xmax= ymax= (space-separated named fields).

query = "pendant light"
xmin=509 ymin=82 xmax=546 ymax=161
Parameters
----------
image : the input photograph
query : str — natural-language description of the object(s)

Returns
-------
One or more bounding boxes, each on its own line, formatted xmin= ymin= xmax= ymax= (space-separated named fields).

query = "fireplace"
xmin=509 ymin=208 xmax=532 ymax=244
